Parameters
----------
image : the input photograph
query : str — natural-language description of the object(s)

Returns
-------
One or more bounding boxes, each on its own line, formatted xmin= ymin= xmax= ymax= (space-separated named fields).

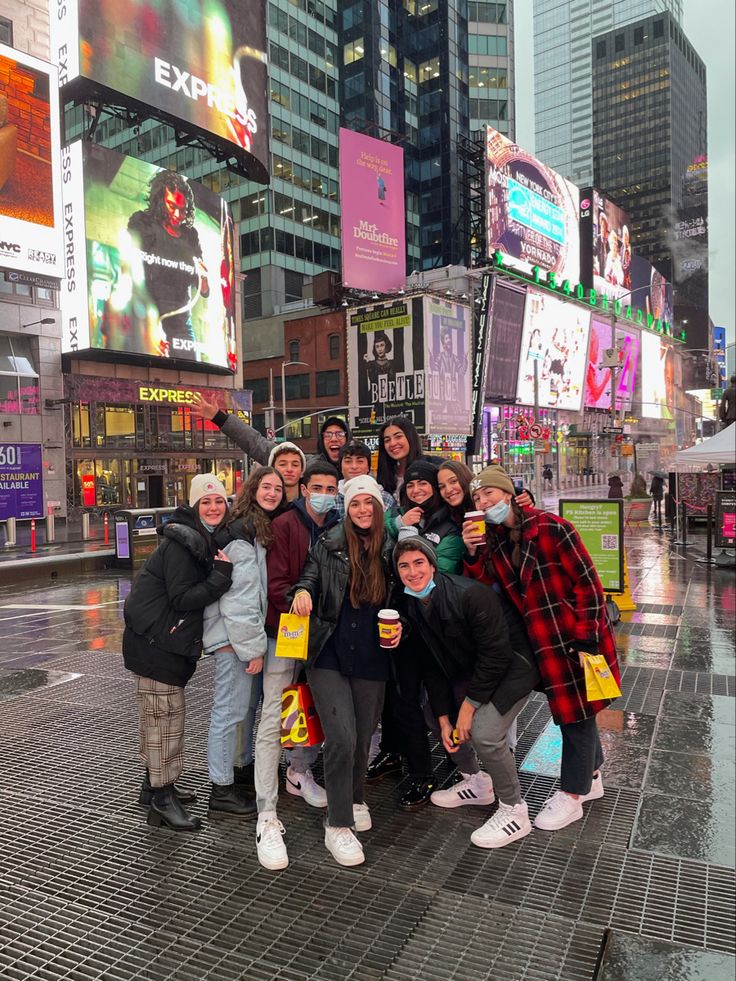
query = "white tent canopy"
xmin=672 ymin=425 xmax=736 ymax=468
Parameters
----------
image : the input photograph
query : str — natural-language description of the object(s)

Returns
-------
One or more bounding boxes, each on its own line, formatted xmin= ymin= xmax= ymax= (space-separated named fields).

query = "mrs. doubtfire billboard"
xmin=52 ymin=0 xmax=269 ymax=183
xmin=61 ymin=142 xmax=237 ymax=373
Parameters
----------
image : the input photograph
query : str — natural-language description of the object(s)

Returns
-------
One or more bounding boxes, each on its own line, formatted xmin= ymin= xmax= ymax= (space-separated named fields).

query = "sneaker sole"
xmin=471 ymin=821 xmax=532 ymax=849
xmin=580 ymin=786 xmax=604 ymax=803
xmin=534 ymin=807 xmax=584 ymax=831
xmin=257 ymin=850 xmax=289 ymax=871
xmin=325 ymin=844 xmax=365 ymax=867
xmin=354 ymin=817 xmax=372 ymax=832
xmin=430 ymin=793 xmax=496 ymax=809
xmin=285 ymin=782 xmax=328 ymax=809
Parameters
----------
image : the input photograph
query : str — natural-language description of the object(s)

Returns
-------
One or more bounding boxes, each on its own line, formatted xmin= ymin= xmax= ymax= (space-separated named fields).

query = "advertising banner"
xmin=559 ymin=499 xmax=624 ymax=593
xmin=347 ymin=297 xmax=425 ymax=434
xmin=579 ymin=189 xmax=632 ymax=303
xmin=584 ymin=319 xmax=640 ymax=412
xmin=0 ymin=45 xmax=63 ymax=279
xmin=640 ymin=331 xmax=675 ymax=420
xmin=51 ymin=0 xmax=269 ymax=183
xmin=423 ymin=297 xmax=472 ymax=435
xmin=516 ymin=288 xmax=591 ymax=411
xmin=61 ymin=143 xmax=236 ymax=372
xmin=485 ymin=281 xmax=526 ymax=402
xmin=713 ymin=326 xmax=727 ymax=387
xmin=339 ymin=129 xmax=406 ymax=292
xmin=630 ymin=255 xmax=674 ymax=328
xmin=486 ymin=126 xmax=580 ymax=284
xmin=469 ymin=272 xmax=493 ymax=454
xmin=0 ymin=443 xmax=43 ymax=520
xmin=715 ymin=491 xmax=736 ymax=549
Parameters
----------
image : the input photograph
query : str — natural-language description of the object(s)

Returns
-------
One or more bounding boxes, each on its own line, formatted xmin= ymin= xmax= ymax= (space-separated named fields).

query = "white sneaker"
xmin=324 ymin=826 xmax=365 ymax=867
xmin=353 ymin=802 xmax=372 ymax=831
xmin=430 ymin=771 xmax=495 ymax=809
xmin=579 ymin=772 xmax=604 ymax=803
xmin=256 ymin=814 xmax=288 ymax=871
xmin=285 ymin=766 xmax=328 ymax=808
xmin=534 ymin=790 xmax=584 ymax=831
xmin=470 ymin=801 xmax=532 ymax=849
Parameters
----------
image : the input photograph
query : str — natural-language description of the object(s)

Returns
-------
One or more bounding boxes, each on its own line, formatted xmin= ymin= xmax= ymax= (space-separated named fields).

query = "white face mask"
xmin=485 ymin=500 xmax=511 ymax=525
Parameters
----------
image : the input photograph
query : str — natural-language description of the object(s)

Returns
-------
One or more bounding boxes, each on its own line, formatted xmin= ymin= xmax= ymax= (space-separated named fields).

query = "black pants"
xmin=380 ymin=648 xmax=433 ymax=778
xmin=559 ymin=715 xmax=604 ymax=795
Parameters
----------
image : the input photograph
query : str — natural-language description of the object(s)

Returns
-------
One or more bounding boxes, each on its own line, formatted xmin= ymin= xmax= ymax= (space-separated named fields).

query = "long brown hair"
xmin=437 ymin=459 xmax=475 ymax=525
xmin=508 ymin=497 xmax=524 ymax=569
xmin=229 ymin=467 xmax=285 ymax=549
xmin=344 ymin=500 xmax=387 ymax=607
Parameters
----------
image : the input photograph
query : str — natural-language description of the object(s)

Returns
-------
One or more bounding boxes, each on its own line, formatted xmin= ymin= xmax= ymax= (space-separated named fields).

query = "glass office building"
xmin=468 ymin=0 xmax=515 ymax=143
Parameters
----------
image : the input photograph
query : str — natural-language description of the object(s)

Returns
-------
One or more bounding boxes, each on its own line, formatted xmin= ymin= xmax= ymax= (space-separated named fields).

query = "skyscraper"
xmin=468 ymin=0 xmax=515 ymax=142
xmin=533 ymin=0 xmax=682 ymax=186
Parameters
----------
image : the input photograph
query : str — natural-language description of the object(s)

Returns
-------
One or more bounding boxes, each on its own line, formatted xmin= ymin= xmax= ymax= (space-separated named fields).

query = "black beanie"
xmin=404 ymin=460 xmax=438 ymax=487
xmin=320 ymin=416 xmax=350 ymax=437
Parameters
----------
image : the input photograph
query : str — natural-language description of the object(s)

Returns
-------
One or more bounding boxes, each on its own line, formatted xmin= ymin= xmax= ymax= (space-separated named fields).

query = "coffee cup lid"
xmin=378 ymin=609 xmax=399 ymax=619
xmin=464 ymin=510 xmax=484 ymax=518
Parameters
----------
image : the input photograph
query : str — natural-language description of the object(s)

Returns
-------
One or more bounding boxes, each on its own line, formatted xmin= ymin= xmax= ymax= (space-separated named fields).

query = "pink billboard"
xmin=584 ymin=319 xmax=640 ymax=411
xmin=339 ymin=128 xmax=406 ymax=291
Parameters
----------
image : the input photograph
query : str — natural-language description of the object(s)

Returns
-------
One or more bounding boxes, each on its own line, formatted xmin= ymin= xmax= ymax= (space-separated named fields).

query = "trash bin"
xmin=114 ymin=508 xmax=176 ymax=569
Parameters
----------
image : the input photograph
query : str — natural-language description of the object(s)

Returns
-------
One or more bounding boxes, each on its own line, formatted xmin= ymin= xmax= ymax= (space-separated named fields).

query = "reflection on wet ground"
xmin=0 ymin=526 xmax=733 ymax=979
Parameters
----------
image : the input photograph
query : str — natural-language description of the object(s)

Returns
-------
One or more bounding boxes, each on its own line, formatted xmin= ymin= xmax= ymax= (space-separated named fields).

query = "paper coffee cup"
xmin=378 ymin=608 xmax=400 ymax=648
xmin=464 ymin=510 xmax=486 ymax=537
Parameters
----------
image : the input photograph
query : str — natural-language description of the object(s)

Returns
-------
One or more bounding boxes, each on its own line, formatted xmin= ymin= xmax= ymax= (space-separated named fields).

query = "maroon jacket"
xmin=465 ymin=507 xmax=619 ymax=725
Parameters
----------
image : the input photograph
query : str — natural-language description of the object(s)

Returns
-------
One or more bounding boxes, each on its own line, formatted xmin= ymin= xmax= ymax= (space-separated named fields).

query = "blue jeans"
xmin=208 ymin=649 xmax=261 ymax=785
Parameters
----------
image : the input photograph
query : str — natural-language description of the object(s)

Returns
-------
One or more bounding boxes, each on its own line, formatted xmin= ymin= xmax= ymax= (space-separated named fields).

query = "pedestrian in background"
xmin=607 ymin=474 xmax=624 ymax=499
xmin=649 ymin=473 xmax=666 ymax=523
xmin=718 ymin=374 xmax=736 ymax=429
xmin=122 ymin=474 xmax=233 ymax=831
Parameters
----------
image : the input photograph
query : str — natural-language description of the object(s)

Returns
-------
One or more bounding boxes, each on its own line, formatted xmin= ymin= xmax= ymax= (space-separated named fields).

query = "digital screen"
xmin=640 ymin=332 xmax=675 ymax=420
xmin=52 ymin=0 xmax=269 ymax=182
xmin=580 ymin=190 xmax=633 ymax=303
xmin=516 ymin=288 xmax=591 ymax=411
xmin=424 ymin=297 xmax=472 ymax=435
xmin=61 ymin=142 xmax=236 ymax=372
xmin=486 ymin=126 xmax=580 ymax=283
xmin=0 ymin=45 xmax=63 ymax=278
xmin=0 ymin=443 xmax=43 ymax=520
xmin=630 ymin=255 xmax=674 ymax=327
xmin=485 ymin=283 xmax=525 ymax=401
xmin=584 ymin=320 xmax=640 ymax=412
xmin=339 ymin=129 xmax=406 ymax=292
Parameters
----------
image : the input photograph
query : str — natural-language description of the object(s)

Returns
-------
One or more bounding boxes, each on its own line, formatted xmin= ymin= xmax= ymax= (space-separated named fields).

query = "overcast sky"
xmin=514 ymin=0 xmax=735 ymax=345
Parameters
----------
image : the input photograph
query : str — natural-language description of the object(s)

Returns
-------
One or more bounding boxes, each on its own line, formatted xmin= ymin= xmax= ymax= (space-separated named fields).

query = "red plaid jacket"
xmin=465 ymin=508 xmax=620 ymax=725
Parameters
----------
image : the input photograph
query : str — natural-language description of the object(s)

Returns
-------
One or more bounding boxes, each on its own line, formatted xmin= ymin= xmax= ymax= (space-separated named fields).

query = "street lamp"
xmin=22 ymin=318 xmax=55 ymax=329
xmin=269 ymin=359 xmax=309 ymax=437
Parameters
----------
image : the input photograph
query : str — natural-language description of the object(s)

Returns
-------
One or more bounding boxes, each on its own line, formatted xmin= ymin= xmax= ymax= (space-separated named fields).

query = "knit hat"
xmin=268 ymin=441 xmax=307 ymax=470
xmin=189 ymin=473 xmax=228 ymax=508
xmin=469 ymin=465 xmax=515 ymax=497
xmin=392 ymin=534 xmax=438 ymax=570
xmin=343 ymin=474 xmax=384 ymax=512
xmin=404 ymin=460 xmax=439 ymax=487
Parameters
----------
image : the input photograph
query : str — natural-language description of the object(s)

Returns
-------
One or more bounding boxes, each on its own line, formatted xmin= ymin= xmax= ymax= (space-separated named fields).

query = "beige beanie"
xmin=189 ymin=473 xmax=228 ymax=508
xmin=469 ymin=465 xmax=516 ymax=497
xmin=343 ymin=474 xmax=384 ymax=512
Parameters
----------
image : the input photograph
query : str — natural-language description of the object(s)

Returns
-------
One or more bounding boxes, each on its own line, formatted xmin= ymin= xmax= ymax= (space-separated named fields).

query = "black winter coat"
xmin=401 ymin=573 xmax=540 ymax=718
xmin=122 ymin=506 xmax=233 ymax=687
xmin=292 ymin=525 xmax=397 ymax=665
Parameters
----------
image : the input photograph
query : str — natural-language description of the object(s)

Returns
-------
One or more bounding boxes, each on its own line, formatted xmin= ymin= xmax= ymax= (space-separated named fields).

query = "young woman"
xmin=123 ymin=474 xmax=233 ymax=831
xmin=462 ymin=465 xmax=620 ymax=832
xmin=203 ymin=467 xmax=285 ymax=819
xmin=376 ymin=415 xmax=442 ymax=502
xmin=291 ymin=475 xmax=401 ymax=867
xmin=385 ymin=460 xmax=464 ymax=574
xmin=437 ymin=460 xmax=533 ymax=531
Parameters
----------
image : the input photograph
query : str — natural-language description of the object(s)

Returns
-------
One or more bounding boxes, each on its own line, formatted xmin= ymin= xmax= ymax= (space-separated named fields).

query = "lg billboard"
xmin=61 ymin=142 xmax=236 ymax=373
xmin=52 ymin=0 xmax=269 ymax=182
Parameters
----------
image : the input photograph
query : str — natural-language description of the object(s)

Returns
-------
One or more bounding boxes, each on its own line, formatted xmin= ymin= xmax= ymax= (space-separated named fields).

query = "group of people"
xmin=122 ymin=402 xmax=620 ymax=871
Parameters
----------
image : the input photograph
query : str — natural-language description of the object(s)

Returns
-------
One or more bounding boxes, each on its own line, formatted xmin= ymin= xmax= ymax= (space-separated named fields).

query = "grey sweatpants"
xmin=469 ymin=696 xmax=529 ymax=805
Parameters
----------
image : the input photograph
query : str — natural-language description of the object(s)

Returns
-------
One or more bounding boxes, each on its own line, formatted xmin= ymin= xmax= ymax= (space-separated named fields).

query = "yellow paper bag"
xmin=275 ymin=612 xmax=309 ymax=660
xmin=582 ymin=653 xmax=621 ymax=701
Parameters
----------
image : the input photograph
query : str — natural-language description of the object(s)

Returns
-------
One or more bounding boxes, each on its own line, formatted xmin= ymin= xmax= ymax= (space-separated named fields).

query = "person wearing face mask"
xmin=122 ymin=474 xmax=233 ymax=831
xmin=437 ymin=460 xmax=535 ymax=532
xmin=202 ymin=467 xmax=286 ymax=820
xmin=253 ymin=460 xmax=340 ymax=869
xmin=462 ymin=465 xmax=620 ymax=833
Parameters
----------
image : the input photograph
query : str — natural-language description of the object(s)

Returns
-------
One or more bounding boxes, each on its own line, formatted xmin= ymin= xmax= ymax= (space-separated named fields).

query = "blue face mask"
xmin=404 ymin=578 xmax=436 ymax=600
xmin=485 ymin=500 xmax=511 ymax=525
xmin=200 ymin=518 xmax=219 ymax=533
xmin=309 ymin=493 xmax=337 ymax=515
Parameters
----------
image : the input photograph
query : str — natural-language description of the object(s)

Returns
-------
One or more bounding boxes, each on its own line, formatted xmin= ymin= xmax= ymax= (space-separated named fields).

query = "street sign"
xmin=602 ymin=426 xmax=624 ymax=435
xmin=529 ymin=423 xmax=543 ymax=439
xmin=266 ymin=428 xmax=275 ymax=439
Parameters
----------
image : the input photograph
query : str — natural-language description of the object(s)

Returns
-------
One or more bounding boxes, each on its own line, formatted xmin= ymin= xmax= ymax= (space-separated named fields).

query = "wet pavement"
xmin=0 ymin=523 xmax=734 ymax=980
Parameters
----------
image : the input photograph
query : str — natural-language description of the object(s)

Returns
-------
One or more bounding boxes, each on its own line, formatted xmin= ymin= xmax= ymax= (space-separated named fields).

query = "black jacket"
xmin=292 ymin=524 xmax=397 ymax=665
xmin=401 ymin=573 xmax=539 ymax=718
xmin=122 ymin=506 xmax=233 ymax=687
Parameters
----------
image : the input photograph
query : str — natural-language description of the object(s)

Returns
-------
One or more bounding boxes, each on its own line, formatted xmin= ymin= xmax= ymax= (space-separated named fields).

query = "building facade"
xmin=468 ymin=0 xmax=515 ymax=143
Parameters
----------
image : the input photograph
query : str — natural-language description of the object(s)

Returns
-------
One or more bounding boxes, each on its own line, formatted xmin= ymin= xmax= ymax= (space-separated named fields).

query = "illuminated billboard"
xmin=516 ymin=288 xmax=590 ymax=411
xmin=584 ymin=319 xmax=640 ymax=412
xmin=0 ymin=45 xmax=63 ymax=279
xmin=640 ymin=331 xmax=675 ymax=420
xmin=424 ymin=297 xmax=472 ymax=435
xmin=486 ymin=126 xmax=580 ymax=284
xmin=579 ymin=189 xmax=632 ymax=303
xmin=61 ymin=142 xmax=236 ymax=373
xmin=339 ymin=129 xmax=406 ymax=292
xmin=485 ymin=281 xmax=525 ymax=402
xmin=51 ymin=0 xmax=269 ymax=183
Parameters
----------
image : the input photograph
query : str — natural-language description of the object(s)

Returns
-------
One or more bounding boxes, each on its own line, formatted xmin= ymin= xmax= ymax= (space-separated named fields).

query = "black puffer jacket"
xmin=292 ymin=524 xmax=397 ymax=665
xmin=122 ymin=506 xmax=233 ymax=687
xmin=400 ymin=572 xmax=540 ymax=718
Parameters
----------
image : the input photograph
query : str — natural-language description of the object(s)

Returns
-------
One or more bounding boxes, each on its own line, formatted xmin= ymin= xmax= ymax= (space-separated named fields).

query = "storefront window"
xmin=155 ymin=406 xmax=194 ymax=450
xmin=96 ymin=404 xmax=138 ymax=448
xmin=0 ymin=335 xmax=40 ymax=414
xmin=72 ymin=403 xmax=91 ymax=447
xmin=75 ymin=460 xmax=97 ymax=507
xmin=96 ymin=459 xmax=123 ymax=505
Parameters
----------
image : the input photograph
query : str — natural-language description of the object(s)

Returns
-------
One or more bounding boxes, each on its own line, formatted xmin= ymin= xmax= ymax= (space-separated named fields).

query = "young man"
xmin=254 ymin=460 xmax=341 ymax=870
xmin=335 ymin=440 xmax=394 ymax=517
xmin=394 ymin=536 xmax=539 ymax=849
xmin=268 ymin=442 xmax=306 ymax=503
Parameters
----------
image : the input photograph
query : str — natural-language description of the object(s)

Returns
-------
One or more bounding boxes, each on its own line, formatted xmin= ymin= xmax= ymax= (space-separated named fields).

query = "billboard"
xmin=515 ymin=288 xmax=590 ymax=411
xmin=485 ymin=281 xmax=526 ymax=402
xmin=584 ymin=319 xmax=640 ymax=412
xmin=0 ymin=443 xmax=43 ymax=520
xmin=713 ymin=326 xmax=727 ymax=387
xmin=640 ymin=331 xmax=675 ymax=420
xmin=559 ymin=500 xmax=624 ymax=593
xmin=424 ymin=297 xmax=472 ymax=435
xmin=0 ymin=45 xmax=63 ymax=279
xmin=51 ymin=0 xmax=269 ymax=183
xmin=61 ymin=142 xmax=237 ymax=373
xmin=339 ymin=129 xmax=406 ymax=291
xmin=630 ymin=255 xmax=674 ymax=328
xmin=486 ymin=126 xmax=580 ymax=284
xmin=579 ymin=189 xmax=632 ymax=303
xmin=347 ymin=297 xmax=425 ymax=434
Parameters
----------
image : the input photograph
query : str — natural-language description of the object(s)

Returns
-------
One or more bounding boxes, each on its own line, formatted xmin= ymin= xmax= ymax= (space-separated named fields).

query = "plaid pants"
xmin=134 ymin=675 xmax=186 ymax=788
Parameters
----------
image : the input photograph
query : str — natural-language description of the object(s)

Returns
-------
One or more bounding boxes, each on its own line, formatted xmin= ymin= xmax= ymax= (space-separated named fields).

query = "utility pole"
xmin=265 ymin=368 xmax=275 ymax=435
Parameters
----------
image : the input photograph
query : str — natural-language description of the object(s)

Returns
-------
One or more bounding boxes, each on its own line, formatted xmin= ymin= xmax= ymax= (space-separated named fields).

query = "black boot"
xmin=233 ymin=763 xmax=255 ymax=791
xmin=139 ymin=769 xmax=197 ymax=806
xmin=209 ymin=783 xmax=257 ymax=819
xmin=399 ymin=778 xmax=435 ymax=811
xmin=147 ymin=785 xmax=201 ymax=831
xmin=366 ymin=751 xmax=403 ymax=782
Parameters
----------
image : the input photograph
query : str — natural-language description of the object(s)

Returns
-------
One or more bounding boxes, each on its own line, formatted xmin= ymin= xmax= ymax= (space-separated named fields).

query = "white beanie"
xmin=268 ymin=441 xmax=307 ymax=470
xmin=343 ymin=474 xmax=384 ymax=513
xmin=189 ymin=473 xmax=228 ymax=508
